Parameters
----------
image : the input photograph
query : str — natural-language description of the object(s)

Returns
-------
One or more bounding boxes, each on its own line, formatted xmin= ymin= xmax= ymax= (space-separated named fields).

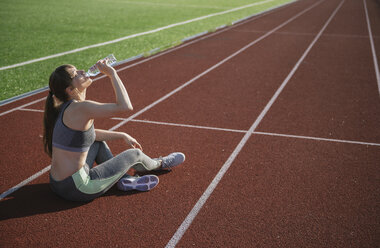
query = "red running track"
xmin=1 ymin=0 xmax=379 ymax=247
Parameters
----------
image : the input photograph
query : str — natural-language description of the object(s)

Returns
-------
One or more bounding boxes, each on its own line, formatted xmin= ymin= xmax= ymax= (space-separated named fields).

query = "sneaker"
xmin=160 ymin=152 xmax=185 ymax=170
xmin=117 ymin=175 xmax=159 ymax=191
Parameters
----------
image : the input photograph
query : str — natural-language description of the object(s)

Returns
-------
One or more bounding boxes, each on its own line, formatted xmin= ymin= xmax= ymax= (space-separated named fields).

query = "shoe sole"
xmin=117 ymin=175 xmax=159 ymax=191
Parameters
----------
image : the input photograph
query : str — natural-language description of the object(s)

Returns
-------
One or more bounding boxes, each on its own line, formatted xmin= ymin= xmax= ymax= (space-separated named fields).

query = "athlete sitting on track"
xmin=43 ymin=59 xmax=185 ymax=202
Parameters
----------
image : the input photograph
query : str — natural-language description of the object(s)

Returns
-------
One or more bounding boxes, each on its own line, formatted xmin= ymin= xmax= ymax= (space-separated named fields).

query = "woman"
xmin=43 ymin=59 xmax=185 ymax=202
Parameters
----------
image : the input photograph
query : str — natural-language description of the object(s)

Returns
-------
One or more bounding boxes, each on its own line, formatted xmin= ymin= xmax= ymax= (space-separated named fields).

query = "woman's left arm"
xmin=95 ymin=129 xmax=143 ymax=150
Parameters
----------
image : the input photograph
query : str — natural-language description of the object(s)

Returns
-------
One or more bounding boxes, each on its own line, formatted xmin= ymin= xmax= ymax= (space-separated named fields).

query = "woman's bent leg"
xmin=91 ymin=148 xmax=160 ymax=177
xmin=50 ymin=149 xmax=160 ymax=202
xmin=86 ymin=141 xmax=113 ymax=168
xmin=79 ymin=149 xmax=159 ymax=200
xmin=95 ymin=141 xmax=113 ymax=164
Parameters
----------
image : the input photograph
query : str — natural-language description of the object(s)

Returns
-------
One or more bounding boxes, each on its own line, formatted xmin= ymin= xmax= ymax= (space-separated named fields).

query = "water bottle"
xmin=86 ymin=54 xmax=117 ymax=77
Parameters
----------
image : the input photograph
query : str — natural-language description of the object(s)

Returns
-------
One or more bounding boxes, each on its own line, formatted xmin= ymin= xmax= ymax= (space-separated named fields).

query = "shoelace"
xmin=161 ymin=155 xmax=174 ymax=168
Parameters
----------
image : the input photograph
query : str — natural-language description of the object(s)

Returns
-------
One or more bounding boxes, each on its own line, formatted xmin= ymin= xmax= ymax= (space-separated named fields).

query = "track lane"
xmin=177 ymin=135 xmax=380 ymax=247
xmin=137 ymin=0 xmax=337 ymax=131
xmin=173 ymin=0 xmax=380 ymax=246
xmin=257 ymin=0 xmax=380 ymax=143
xmin=166 ymin=0 xmax=350 ymax=246
xmin=3 ymin=0 xmax=377 ymax=247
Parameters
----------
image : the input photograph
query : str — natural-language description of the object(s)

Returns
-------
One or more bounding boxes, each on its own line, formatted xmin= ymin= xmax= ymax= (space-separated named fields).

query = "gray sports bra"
xmin=52 ymin=100 xmax=95 ymax=152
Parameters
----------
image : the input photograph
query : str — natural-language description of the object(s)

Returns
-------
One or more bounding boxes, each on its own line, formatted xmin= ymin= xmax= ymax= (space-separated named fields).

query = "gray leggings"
xmin=49 ymin=141 xmax=160 ymax=202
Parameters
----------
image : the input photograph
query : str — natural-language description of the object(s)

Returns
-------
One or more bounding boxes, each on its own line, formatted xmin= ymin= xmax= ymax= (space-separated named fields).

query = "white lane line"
xmin=108 ymin=0 xmax=229 ymax=10
xmin=0 ymin=0 xmax=277 ymax=71
xmin=254 ymin=131 xmax=380 ymax=146
xmin=117 ymin=118 xmax=380 ymax=146
xmin=0 ymin=97 xmax=45 ymax=117
xmin=19 ymin=108 xmax=44 ymax=113
xmin=363 ymin=0 xmax=380 ymax=97
xmin=113 ymin=118 xmax=248 ymax=133
xmin=165 ymin=0 xmax=344 ymax=247
xmin=0 ymin=0 xmax=301 ymax=200
xmin=234 ymin=29 xmax=373 ymax=39
xmin=0 ymin=165 xmax=51 ymax=200
xmin=0 ymin=0 xmax=293 ymax=111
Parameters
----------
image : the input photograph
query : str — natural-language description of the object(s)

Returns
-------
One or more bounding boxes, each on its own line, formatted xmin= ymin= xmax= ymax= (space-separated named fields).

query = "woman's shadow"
xmin=0 ymin=170 xmax=170 ymax=221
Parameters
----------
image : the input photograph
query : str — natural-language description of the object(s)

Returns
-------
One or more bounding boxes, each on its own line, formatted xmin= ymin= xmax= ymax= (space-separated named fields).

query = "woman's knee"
xmin=98 ymin=141 xmax=111 ymax=150
xmin=118 ymin=149 xmax=160 ymax=172
xmin=121 ymin=148 xmax=143 ymax=160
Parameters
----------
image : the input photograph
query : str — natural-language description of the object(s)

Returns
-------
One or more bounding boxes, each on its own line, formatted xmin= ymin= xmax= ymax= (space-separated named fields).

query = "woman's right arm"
xmin=103 ymin=62 xmax=133 ymax=111
xmin=80 ymin=60 xmax=133 ymax=119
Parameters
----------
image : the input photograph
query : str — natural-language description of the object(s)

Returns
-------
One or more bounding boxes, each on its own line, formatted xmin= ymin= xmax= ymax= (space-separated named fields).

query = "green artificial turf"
xmin=0 ymin=0 xmax=294 ymax=101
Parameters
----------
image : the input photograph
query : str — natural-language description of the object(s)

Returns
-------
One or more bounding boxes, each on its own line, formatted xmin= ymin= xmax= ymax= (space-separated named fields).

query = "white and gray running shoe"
xmin=160 ymin=152 xmax=185 ymax=170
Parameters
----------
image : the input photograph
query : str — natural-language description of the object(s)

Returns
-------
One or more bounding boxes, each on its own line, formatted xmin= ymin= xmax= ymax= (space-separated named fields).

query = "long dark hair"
xmin=43 ymin=64 xmax=74 ymax=157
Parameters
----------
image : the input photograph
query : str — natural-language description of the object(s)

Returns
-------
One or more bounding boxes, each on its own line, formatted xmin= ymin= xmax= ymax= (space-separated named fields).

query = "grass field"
xmin=0 ymin=0 xmax=293 ymax=101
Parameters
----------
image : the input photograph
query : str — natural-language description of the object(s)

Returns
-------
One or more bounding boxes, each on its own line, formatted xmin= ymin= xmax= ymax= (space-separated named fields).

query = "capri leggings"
xmin=49 ymin=141 xmax=161 ymax=202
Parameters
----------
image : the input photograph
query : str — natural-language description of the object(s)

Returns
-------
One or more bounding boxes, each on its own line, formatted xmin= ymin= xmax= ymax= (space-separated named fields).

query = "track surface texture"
xmin=1 ymin=0 xmax=379 ymax=247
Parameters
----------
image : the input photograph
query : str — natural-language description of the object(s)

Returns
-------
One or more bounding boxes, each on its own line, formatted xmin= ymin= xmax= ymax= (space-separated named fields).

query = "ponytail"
xmin=43 ymin=92 xmax=59 ymax=157
xmin=42 ymin=65 xmax=74 ymax=157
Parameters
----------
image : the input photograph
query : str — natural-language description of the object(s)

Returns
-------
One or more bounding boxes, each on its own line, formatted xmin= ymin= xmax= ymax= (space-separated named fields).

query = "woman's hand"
xmin=96 ymin=59 xmax=116 ymax=77
xmin=123 ymin=133 xmax=143 ymax=151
